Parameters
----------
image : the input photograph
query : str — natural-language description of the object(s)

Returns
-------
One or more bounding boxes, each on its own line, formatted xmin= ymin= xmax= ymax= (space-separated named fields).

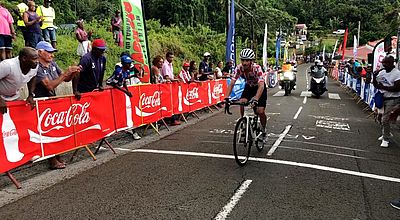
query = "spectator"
xmin=151 ymin=55 xmax=164 ymax=84
xmin=0 ymin=47 xmax=39 ymax=114
xmin=189 ymin=61 xmax=198 ymax=80
xmin=178 ymin=62 xmax=192 ymax=83
xmin=36 ymin=0 xmax=56 ymax=48
xmin=111 ymin=10 xmax=122 ymax=46
xmin=0 ymin=2 xmax=16 ymax=61
xmin=13 ymin=0 xmax=29 ymax=46
xmin=198 ymin=52 xmax=213 ymax=81
xmin=23 ymin=1 xmax=43 ymax=48
xmin=373 ymin=55 xmax=400 ymax=147
xmin=222 ymin=60 xmax=234 ymax=78
xmin=161 ymin=51 xmax=178 ymax=82
xmin=73 ymin=39 xmax=107 ymax=100
xmin=106 ymin=55 xmax=134 ymax=97
xmin=75 ymin=19 xmax=91 ymax=57
xmin=215 ymin=61 xmax=224 ymax=79
xmin=34 ymin=41 xmax=80 ymax=169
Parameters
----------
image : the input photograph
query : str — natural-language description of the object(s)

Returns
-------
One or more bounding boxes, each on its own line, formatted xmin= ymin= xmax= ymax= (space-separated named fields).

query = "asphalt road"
xmin=1 ymin=64 xmax=400 ymax=219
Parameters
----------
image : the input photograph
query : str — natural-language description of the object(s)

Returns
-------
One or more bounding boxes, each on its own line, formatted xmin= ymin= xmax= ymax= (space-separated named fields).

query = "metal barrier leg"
xmin=6 ymin=171 xmax=21 ymax=189
xmin=95 ymin=138 xmax=116 ymax=155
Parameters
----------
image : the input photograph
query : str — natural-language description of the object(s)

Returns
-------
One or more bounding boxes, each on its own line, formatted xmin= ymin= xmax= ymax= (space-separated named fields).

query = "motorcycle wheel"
xmin=284 ymin=83 xmax=290 ymax=96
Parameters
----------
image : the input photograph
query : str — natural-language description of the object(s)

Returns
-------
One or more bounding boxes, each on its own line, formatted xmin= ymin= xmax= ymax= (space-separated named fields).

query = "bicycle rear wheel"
xmin=233 ymin=117 xmax=251 ymax=166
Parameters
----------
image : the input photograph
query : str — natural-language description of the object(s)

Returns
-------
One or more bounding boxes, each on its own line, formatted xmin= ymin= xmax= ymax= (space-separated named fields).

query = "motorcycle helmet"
xmin=240 ymin=48 xmax=255 ymax=60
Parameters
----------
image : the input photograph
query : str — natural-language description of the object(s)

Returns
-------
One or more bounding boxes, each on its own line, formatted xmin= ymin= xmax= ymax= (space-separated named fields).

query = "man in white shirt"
xmin=161 ymin=51 xmax=177 ymax=82
xmin=373 ymin=55 xmax=400 ymax=147
xmin=0 ymin=47 xmax=39 ymax=114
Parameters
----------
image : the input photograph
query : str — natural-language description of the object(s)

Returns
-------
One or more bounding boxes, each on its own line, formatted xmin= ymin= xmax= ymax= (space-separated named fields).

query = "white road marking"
xmin=309 ymin=115 xmax=349 ymax=121
xmin=214 ymin=180 xmax=253 ymax=220
xmin=293 ymin=106 xmax=303 ymax=119
xmin=267 ymin=125 xmax=292 ymax=156
xmin=283 ymin=140 xmax=369 ymax=152
xmin=273 ymin=91 xmax=285 ymax=97
xmin=316 ymin=120 xmax=350 ymax=131
xmin=303 ymin=96 xmax=307 ymax=104
xmin=300 ymin=91 xmax=312 ymax=97
xmin=328 ymin=93 xmax=341 ymax=100
xmin=126 ymin=149 xmax=400 ymax=183
xmin=278 ymin=145 xmax=367 ymax=159
xmin=302 ymin=135 xmax=315 ymax=140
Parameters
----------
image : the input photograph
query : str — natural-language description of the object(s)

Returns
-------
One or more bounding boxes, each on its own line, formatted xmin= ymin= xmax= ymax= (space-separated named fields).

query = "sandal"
xmin=50 ymin=163 xmax=66 ymax=170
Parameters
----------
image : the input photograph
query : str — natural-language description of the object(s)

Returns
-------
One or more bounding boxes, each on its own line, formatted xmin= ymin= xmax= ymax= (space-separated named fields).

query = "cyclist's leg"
xmin=239 ymin=98 xmax=248 ymax=117
xmin=256 ymin=86 xmax=268 ymax=134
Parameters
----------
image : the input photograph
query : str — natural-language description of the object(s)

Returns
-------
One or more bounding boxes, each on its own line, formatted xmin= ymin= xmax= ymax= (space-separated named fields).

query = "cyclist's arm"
xmin=254 ymin=81 xmax=265 ymax=101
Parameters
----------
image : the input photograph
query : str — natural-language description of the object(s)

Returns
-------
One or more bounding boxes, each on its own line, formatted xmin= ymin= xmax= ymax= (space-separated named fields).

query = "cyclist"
xmin=225 ymin=48 xmax=268 ymax=141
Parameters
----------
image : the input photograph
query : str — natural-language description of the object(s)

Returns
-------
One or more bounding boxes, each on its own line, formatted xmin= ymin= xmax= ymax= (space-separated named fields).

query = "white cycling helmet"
xmin=240 ymin=48 xmax=255 ymax=60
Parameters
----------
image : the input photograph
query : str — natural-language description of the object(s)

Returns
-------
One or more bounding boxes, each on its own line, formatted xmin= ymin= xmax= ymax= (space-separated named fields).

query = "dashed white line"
xmin=214 ymin=180 xmax=253 ymax=220
xmin=293 ymin=106 xmax=303 ymax=120
xmin=303 ymin=96 xmax=307 ymax=104
xmin=328 ymin=93 xmax=341 ymax=100
xmin=128 ymin=149 xmax=400 ymax=183
xmin=273 ymin=91 xmax=285 ymax=97
xmin=267 ymin=125 xmax=292 ymax=156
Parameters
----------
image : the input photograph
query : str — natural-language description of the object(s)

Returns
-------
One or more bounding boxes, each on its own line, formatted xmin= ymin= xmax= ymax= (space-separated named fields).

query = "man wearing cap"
xmin=0 ymin=47 xmax=39 ymax=114
xmin=198 ymin=52 xmax=213 ymax=81
xmin=36 ymin=0 xmax=56 ymax=48
xmin=73 ymin=39 xmax=107 ymax=100
xmin=34 ymin=41 xmax=80 ymax=169
xmin=178 ymin=62 xmax=192 ymax=83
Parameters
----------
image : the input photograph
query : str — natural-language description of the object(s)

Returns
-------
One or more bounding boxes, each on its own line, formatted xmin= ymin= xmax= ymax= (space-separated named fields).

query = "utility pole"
xmin=226 ymin=0 xmax=229 ymax=37
xmin=357 ymin=21 xmax=360 ymax=48
xmin=250 ymin=17 xmax=254 ymax=50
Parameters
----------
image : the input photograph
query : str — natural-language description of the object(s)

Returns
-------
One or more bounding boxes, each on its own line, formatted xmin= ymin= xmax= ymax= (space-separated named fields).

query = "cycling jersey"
xmin=231 ymin=63 xmax=265 ymax=87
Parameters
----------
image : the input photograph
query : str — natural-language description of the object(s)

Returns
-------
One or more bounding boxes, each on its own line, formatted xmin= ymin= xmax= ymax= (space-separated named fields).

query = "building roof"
xmin=295 ymin=24 xmax=307 ymax=29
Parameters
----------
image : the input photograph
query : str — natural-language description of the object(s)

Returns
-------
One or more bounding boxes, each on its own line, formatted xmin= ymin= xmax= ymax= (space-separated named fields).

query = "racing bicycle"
xmin=225 ymin=101 xmax=265 ymax=166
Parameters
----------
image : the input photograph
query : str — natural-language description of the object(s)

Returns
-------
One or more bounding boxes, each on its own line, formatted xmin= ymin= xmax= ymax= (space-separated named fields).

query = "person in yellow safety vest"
xmin=13 ymin=0 xmax=29 ymax=46
xmin=36 ymin=0 xmax=56 ymax=48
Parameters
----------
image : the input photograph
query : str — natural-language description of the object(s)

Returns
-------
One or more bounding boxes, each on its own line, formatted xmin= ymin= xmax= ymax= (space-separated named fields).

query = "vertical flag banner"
xmin=373 ymin=40 xmax=385 ymax=72
xmin=322 ymin=45 xmax=326 ymax=61
xmin=341 ymin=28 xmax=348 ymax=61
xmin=331 ymin=39 xmax=338 ymax=59
xmin=262 ymin=23 xmax=268 ymax=71
xmin=225 ymin=0 xmax=236 ymax=65
xmin=121 ymin=0 xmax=151 ymax=83
xmin=275 ymin=34 xmax=281 ymax=67
xmin=353 ymin=35 xmax=358 ymax=59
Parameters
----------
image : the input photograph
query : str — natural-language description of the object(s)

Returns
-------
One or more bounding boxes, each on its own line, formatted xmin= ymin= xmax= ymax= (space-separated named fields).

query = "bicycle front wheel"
xmin=233 ymin=117 xmax=251 ymax=166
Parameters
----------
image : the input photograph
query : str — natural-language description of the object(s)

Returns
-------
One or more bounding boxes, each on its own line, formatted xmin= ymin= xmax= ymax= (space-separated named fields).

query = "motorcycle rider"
xmin=310 ymin=61 xmax=328 ymax=91
xmin=311 ymin=60 xmax=319 ymax=72
xmin=225 ymin=48 xmax=268 ymax=142
xmin=281 ymin=60 xmax=297 ymax=90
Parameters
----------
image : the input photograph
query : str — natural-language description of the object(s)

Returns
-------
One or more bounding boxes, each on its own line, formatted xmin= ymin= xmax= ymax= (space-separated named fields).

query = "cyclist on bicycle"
xmin=225 ymin=48 xmax=268 ymax=141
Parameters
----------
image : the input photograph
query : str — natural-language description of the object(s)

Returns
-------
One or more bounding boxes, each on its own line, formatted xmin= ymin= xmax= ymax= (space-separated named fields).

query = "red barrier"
xmin=0 ymin=80 xmax=227 ymax=176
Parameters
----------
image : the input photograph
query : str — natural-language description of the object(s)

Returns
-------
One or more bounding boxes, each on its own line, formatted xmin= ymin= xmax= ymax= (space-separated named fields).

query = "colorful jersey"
xmin=231 ymin=64 xmax=265 ymax=87
xmin=179 ymin=69 xmax=191 ymax=83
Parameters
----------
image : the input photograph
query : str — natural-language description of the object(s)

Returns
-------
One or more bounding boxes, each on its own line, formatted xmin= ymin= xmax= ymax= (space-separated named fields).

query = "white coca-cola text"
xmin=2 ymin=129 xmax=17 ymax=138
xmin=213 ymin=84 xmax=223 ymax=97
xmin=140 ymin=92 xmax=161 ymax=108
xmin=38 ymin=102 xmax=91 ymax=130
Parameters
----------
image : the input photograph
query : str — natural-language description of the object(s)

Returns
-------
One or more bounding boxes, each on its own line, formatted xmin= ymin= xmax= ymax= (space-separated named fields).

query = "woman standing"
xmin=151 ymin=55 xmax=165 ymax=84
xmin=23 ymin=1 xmax=42 ymax=48
xmin=75 ymin=19 xmax=91 ymax=57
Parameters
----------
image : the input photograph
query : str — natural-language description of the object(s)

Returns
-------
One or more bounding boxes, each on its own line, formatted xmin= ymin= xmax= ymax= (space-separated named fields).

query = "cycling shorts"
xmin=240 ymin=84 xmax=267 ymax=107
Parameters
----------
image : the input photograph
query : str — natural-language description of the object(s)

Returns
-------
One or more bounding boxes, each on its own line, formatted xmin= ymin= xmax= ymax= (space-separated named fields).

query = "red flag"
xmin=337 ymin=42 xmax=343 ymax=54
xmin=341 ymin=28 xmax=348 ymax=61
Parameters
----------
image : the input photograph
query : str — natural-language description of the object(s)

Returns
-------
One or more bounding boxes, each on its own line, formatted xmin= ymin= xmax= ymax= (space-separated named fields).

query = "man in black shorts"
xmin=225 ymin=48 xmax=268 ymax=140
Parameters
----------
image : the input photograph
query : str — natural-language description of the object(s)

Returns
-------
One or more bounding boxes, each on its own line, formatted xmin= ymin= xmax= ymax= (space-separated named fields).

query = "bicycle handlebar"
xmin=224 ymin=100 xmax=249 ymax=115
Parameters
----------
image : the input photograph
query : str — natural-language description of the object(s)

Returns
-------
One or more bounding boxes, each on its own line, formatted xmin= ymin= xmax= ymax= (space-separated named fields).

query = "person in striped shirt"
xmin=178 ymin=62 xmax=193 ymax=83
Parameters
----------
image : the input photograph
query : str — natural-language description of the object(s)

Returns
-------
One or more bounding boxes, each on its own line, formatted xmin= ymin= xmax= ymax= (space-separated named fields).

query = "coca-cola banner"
xmin=159 ymin=84 xmax=173 ymax=118
xmin=0 ymin=80 xmax=227 ymax=174
xmin=187 ymin=82 xmax=206 ymax=112
xmin=0 ymin=101 xmax=41 ymax=174
xmin=137 ymin=84 xmax=164 ymax=125
xmin=172 ymin=83 xmax=189 ymax=114
xmin=72 ymin=90 xmax=116 ymax=148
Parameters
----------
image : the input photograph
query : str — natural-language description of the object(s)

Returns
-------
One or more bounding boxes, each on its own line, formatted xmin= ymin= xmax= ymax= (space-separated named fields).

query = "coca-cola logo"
xmin=38 ymin=102 xmax=91 ymax=133
xmin=186 ymin=88 xmax=199 ymax=100
xmin=2 ymin=129 xmax=17 ymax=138
xmin=140 ymin=91 xmax=161 ymax=109
xmin=212 ymin=84 xmax=223 ymax=99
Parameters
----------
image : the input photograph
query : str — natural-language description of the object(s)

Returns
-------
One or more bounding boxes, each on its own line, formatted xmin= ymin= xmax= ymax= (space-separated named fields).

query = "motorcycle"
xmin=279 ymin=70 xmax=296 ymax=96
xmin=309 ymin=70 xmax=327 ymax=98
